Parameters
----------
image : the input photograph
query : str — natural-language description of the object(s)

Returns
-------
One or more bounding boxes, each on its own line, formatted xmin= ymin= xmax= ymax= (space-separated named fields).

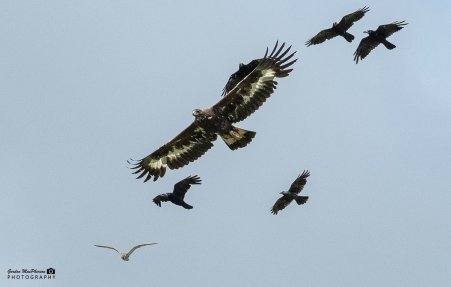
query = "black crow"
xmin=153 ymin=175 xmax=201 ymax=209
xmin=306 ymin=7 xmax=370 ymax=46
xmin=271 ymin=170 xmax=310 ymax=215
xmin=354 ymin=21 xmax=408 ymax=63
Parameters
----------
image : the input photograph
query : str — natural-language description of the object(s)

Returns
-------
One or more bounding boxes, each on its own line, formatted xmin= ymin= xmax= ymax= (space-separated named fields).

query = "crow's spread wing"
xmin=288 ymin=170 xmax=310 ymax=194
xmin=338 ymin=6 xmax=370 ymax=31
xmin=153 ymin=193 xmax=171 ymax=207
xmin=222 ymin=60 xmax=261 ymax=96
xmin=271 ymin=195 xmax=292 ymax=215
xmin=305 ymin=28 xmax=339 ymax=46
xmin=353 ymin=36 xmax=381 ymax=63
xmin=173 ymin=175 xmax=201 ymax=198
xmin=375 ymin=21 xmax=408 ymax=38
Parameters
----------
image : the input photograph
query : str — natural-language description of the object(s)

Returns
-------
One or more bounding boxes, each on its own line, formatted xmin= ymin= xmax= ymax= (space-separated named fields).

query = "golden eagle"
xmin=354 ymin=21 xmax=408 ymax=63
xmin=153 ymin=175 xmax=201 ymax=209
xmin=129 ymin=42 xmax=297 ymax=182
xmin=305 ymin=6 xmax=370 ymax=46
xmin=271 ymin=170 xmax=310 ymax=215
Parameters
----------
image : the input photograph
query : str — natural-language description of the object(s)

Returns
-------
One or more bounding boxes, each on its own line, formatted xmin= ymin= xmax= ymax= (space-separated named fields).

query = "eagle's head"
xmin=332 ymin=22 xmax=338 ymax=27
xmin=192 ymin=109 xmax=205 ymax=120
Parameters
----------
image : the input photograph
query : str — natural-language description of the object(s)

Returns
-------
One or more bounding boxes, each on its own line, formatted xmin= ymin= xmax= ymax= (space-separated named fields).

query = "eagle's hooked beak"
xmin=192 ymin=109 xmax=201 ymax=117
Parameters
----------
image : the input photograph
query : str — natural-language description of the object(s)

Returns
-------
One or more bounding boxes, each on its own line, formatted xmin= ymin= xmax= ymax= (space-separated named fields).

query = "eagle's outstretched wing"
xmin=337 ymin=6 xmax=370 ymax=31
xmin=288 ymin=170 xmax=310 ymax=194
xmin=305 ymin=28 xmax=339 ymax=46
xmin=129 ymin=122 xmax=217 ymax=182
xmin=375 ymin=21 xmax=408 ymax=38
xmin=173 ymin=175 xmax=201 ymax=198
xmin=213 ymin=41 xmax=297 ymax=123
xmin=94 ymin=245 xmax=120 ymax=254
xmin=271 ymin=196 xmax=292 ymax=215
xmin=126 ymin=243 xmax=157 ymax=258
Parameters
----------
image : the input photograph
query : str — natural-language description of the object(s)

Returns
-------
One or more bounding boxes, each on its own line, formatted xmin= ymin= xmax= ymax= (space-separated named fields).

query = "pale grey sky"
xmin=1 ymin=1 xmax=450 ymax=286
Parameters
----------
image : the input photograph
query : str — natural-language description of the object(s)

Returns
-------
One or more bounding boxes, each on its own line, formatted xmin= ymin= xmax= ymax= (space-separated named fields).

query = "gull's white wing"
xmin=94 ymin=245 xmax=120 ymax=254
xmin=126 ymin=243 xmax=158 ymax=257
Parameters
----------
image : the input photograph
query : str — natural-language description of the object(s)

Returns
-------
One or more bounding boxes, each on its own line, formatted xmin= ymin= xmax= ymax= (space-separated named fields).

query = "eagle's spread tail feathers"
xmin=295 ymin=196 xmax=309 ymax=205
xmin=220 ymin=126 xmax=256 ymax=150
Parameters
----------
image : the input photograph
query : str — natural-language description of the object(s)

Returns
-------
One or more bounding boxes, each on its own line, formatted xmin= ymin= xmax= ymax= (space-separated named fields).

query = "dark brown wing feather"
xmin=173 ymin=175 xmax=201 ymax=198
xmin=353 ymin=36 xmax=380 ymax=63
xmin=129 ymin=122 xmax=217 ymax=182
xmin=212 ymin=41 xmax=297 ymax=123
xmin=338 ymin=6 xmax=370 ymax=31
xmin=375 ymin=21 xmax=408 ymax=38
xmin=153 ymin=193 xmax=170 ymax=207
xmin=271 ymin=195 xmax=292 ymax=215
xmin=305 ymin=28 xmax=338 ymax=46
xmin=288 ymin=170 xmax=310 ymax=194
